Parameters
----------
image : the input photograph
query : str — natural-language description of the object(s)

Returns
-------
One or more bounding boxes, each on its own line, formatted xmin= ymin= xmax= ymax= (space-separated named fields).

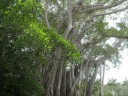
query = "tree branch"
xmin=44 ymin=0 xmax=51 ymax=29
xmin=95 ymin=5 xmax=128 ymax=17
xmin=95 ymin=39 xmax=124 ymax=66
xmin=75 ymin=15 xmax=95 ymax=44
xmin=107 ymin=35 xmax=128 ymax=39
xmin=79 ymin=0 xmax=127 ymax=13
xmin=63 ymin=0 xmax=73 ymax=39
xmin=57 ymin=0 xmax=127 ymax=33
xmin=79 ymin=37 xmax=105 ymax=52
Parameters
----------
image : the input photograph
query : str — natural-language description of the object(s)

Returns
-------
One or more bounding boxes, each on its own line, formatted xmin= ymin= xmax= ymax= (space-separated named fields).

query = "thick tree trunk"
xmin=99 ymin=65 xmax=103 ymax=96
xmin=53 ymin=60 xmax=64 ymax=96
xmin=45 ymin=60 xmax=59 ymax=96
xmin=84 ymin=61 xmax=90 ymax=96
xmin=101 ymin=64 xmax=105 ymax=96
xmin=44 ymin=48 xmax=62 ymax=96
xmin=99 ymin=64 xmax=105 ymax=96
xmin=86 ymin=64 xmax=99 ymax=96
xmin=60 ymin=67 xmax=66 ymax=96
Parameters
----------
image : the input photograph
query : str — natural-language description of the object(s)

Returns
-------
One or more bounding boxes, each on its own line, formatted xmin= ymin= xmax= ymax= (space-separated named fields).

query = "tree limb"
xmin=95 ymin=5 xmax=128 ymax=17
xmin=57 ymin=0 xmax=127 ymax=33
xmin=44 ymin=0 xmax=51 ymax=29
xmin=79 ymin=0 xmax=127 ymax=13
xmin=63 ymin=0 xmax=73 ymax=39
xmin=107 ymin=35 xmax=128 ymax=39
xmin=79 ymin=37 xmax=105 ymax=52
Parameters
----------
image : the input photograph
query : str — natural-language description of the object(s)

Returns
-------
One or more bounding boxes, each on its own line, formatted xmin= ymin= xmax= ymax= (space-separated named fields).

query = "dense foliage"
xmin=0 ymin=0 xmax=79 ymax=96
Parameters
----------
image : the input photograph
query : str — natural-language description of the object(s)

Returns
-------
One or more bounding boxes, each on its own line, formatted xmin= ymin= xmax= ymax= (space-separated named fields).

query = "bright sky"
xmin=104 ymin=49 xmax=128 ymax=84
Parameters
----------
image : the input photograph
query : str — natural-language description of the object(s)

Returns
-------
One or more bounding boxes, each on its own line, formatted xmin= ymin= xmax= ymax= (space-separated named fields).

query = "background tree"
xmin=104 ymin=79 xmax=128 ymax=96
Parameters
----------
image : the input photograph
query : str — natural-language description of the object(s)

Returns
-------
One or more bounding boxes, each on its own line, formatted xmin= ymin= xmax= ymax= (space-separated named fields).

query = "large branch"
xmin=98 ymin=30 xmax=128 ymax=39
xmin=85 ymin=39 xmax=124 ymax=96
xmin=44 ymin=0 xmax=51 ymax=29
xmin=81 ymin=39 xmax=124 ymax=67
xmin=79 ymin=0 xmax=127 ymax=13
xmin=57 ymin=0 xmax=127 ymax=32
xmin=106 ymin=35 xmax=128 ymax=39
xmin=95 ymin=39 xmax=124 ymax=66
xmin=95 ymin=5 xmax=128 ymax=17
xmin=75 ymin=14 xmax=96 ymax=44
xmin=79 ymin=37 xmax=105 ymax=52
xmin=63 ymin=0 xmax=73 ymax=39
xmin=57 ymin=15 xmax=67 ymax=32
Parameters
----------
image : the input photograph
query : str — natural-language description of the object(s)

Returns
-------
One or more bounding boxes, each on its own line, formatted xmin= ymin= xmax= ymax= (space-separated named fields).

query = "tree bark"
xmin=86 ymin=64 xmax=99 ymax=96
xmin=60 ymin=67 xmax=66 ymax=96
xmin=53 ymin=60 xmax=64 ymax=96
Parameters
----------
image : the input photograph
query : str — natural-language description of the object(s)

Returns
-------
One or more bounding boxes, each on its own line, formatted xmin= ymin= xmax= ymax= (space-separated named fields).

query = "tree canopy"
xmin=0 ymin=0 xmax=128 ymax=96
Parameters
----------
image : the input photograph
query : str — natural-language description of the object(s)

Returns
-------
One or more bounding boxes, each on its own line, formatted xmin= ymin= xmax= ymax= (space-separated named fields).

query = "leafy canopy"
xmin=0 ymin=0 xmax=80 ymax=96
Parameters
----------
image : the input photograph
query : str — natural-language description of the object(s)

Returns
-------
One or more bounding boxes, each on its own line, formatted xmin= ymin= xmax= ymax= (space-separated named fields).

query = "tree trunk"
xmin=99 ymin=64 xmax=105 ymax=96
xmin=44 ymin=48 xmax=62 ymax=96
xmin=86 ymin=64 xmax=99 ymax=96
xmin=60 ymin=67 xmax=66 ymax=96
xmin=84 ymin=61 xmax=90 ymax=96
xmin=53 ymin=59 xmax=64 ymax=96
xmin=102 ymin=64 xmax=105 ymax=96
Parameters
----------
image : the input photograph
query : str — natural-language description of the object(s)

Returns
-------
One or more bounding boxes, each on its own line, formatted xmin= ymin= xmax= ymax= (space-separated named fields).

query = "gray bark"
xmin=86 ymin=64 xmax=99 ymax=96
